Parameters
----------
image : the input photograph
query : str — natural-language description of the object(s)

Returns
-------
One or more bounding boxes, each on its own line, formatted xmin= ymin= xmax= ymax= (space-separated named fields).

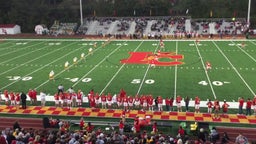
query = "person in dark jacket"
xmin=20 ymin=92 xmax=27 ymax=109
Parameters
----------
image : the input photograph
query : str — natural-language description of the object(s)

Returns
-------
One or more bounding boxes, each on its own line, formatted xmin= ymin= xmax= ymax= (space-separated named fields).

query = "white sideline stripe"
xmin=232 ymin=41 xmax=256 ymax=63
xmin=0 ymin=43 xmax=20 ymax=52
xmin=195 ymin=41 xmax=217 ymax=99
xmin=0 ymin=94 xmax=241 ymax=109
xmin=0 ymin=43 xmax=68 ymax=76
xmin=136 ymin=42 xmax=160 ymax=95
xmin=2 ymin=38 xmax=252 ymax=42
xmin=1 ymin=42 xmax=81 ymax=91
xmin=72 ymin=41 xmax=123 ymax=88
xmin=100 ymin=41 xmax=144 ymax=95
xmin=212 ymin=41 xmax=256 ymax=96
xmin=0 ymin=42 xmax=44 ymax=58
xmin=174 ymin=41 xmax=178 ymax=99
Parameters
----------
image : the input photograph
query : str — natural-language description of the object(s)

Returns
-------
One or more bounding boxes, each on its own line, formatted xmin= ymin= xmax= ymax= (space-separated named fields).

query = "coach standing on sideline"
xmin=21 ymin=92 xmax=27 ymax=109
xmin=58 ymin=84 xmax=64 ymax=95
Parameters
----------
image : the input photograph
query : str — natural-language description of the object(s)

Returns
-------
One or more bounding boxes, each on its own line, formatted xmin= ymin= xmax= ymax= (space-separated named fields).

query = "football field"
xmin=0 ymin=38 xmax=256 ymax=102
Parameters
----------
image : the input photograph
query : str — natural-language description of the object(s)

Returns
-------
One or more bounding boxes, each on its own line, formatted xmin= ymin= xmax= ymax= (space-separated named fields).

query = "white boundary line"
xmin=0 ymin=42 xmax=71 ymax=76
xmin=231 ymin=41 xmax=256 ymax=63
xmin=195 ymin=41 xmax=217 ymax=99
xmin=0 ymin=42 xmax=44 ymax=58
xmin=100 ymin=41 xmax=144 ymax=95
xmin=1 ymin=42 xmax=83 ymax=91
xmin=212 ymin=41 xmax=256 ymax=96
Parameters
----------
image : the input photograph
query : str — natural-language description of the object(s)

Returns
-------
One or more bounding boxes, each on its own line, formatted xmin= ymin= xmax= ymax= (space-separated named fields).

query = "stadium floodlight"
xmin=80 ymin=0 xmax=83 ymax=25
xmin=247 ymin=0 xmax=251 ymax=28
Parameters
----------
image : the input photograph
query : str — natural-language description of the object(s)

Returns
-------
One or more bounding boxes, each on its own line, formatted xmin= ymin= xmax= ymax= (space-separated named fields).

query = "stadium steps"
xmin=128 ymin=21 xmax=136 ymax=34
xmin=144 ymin=20 xmax=154 ymax=34
xmin=0 ymin=117 xmax=44 ymax=130
xmin=107 ymin=20 xmax=118 ymax=34
xmin=86 ymin=21 xmax=98 ymax=35
xmin=216 ymin=126 xmax=256 ymax=142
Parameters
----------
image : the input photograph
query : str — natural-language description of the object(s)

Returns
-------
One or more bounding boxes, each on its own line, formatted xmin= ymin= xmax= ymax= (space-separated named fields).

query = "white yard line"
xmin=0 ymin=42 xmax=44 ymax=57
xmin=72 ymin=43 xmax=125 ymax=88
xmin=1 ymin=43 xmax=83 ymax=91
xmin=232 ymin=41 xmax=256 ymax=63
xmin=136 ymin=41 xmax=159 ymax=95
xmin=195 ymin=41 xmax=217 ymax=99
xmin=174 ymin=41 xmax=178 ymax=99
xmin=213 ymin=41 xmax=255 ymax=96
xmin=100 ymin=41 xmax=144 ymax=95
xmin=0 ymin=42 xmax=76 ymax=76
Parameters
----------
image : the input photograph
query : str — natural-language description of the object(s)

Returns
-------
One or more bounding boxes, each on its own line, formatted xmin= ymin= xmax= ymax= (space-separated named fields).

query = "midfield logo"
xmin=121 ymin=51 xmax=184 ymax=66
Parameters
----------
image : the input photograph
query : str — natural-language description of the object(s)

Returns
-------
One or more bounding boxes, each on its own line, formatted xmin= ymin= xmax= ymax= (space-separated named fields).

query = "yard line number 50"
xmin=131 ymin=79 xmax=155 ymax=84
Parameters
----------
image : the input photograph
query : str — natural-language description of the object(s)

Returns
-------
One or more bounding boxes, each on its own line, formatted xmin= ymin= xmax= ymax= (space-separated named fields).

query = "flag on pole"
xmin=210 ymin=10 xmax=213 ymax=17
xmin=186 ymin=9 xmax=189 ymax=14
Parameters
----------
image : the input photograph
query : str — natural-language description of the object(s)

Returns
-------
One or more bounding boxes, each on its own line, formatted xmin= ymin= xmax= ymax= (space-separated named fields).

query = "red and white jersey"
xmin=77 ymin=92 xmax=83 ymax=100
xmin=15 ymin=93 xmax=20 ymax=102
xmin=107 ymin=94 xmax=112 ymax=102
xmin=147 ymin=97 xmax=154 ymax=106
xmin=54 ymin=93 xmax=59 ymax=100
xmin=10 ymin=92 xmax=15 ymax=101
xmin=101 ymin=94 xmax=106 ymax=102
xmin=158 ymin=96 xmax=163 ymax=104
xmin=176 ymin=96 xmax=182 ymax=103
xmin=128 ymin=96 xmax=134 ymax=104
xmin=206 ymin=62 xmax=211 ymax=68
xmin=66 ymin=93 xmax=72 ymax=100
xmin=195 ymin=96 xmax=200 ymax=105
xmin=4 ymin=90 xmax=9 ymax=99
xmin=207 ymin=101 xmax=213 ymax=108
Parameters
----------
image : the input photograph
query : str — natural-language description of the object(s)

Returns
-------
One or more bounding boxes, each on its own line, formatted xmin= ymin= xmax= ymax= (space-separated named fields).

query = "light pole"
xmin=247 ymin=0 xmax=251 ymax=27
xmin=80 ymin=0 xmax=83 ymax=25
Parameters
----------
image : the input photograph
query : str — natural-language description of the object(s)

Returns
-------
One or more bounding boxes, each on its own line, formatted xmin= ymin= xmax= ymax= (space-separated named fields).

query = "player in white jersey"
xmin=49 ymin=70 xmax=54 ymax=80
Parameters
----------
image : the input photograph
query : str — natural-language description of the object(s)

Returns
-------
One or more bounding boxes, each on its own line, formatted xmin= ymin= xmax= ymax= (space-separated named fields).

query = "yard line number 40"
xmin=198 ymin=80 xmax=230 ymax=86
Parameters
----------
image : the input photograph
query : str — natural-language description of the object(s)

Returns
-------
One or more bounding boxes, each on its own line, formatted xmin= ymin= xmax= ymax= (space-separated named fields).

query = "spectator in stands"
xmin=235 ymin=133 xmax=248 ymax=144
xmin=119 ymin=119 xmax=124 ymax=135
xmin=184 ymin=96 xmax=190 ymax=112
xmin=13 ymin=121 xmax=21 ymax=131
xmin=221 ymin=132 xmax=230 ymax=144
xmin=80 ymin=117 xmax=85 ymax=130
xmin=210 ymin=127 xmax=219 ymax=143
xmin=198 ymin=128 xmax=207 ymax=143
xmin=177 ymin=125 xmax=185 ymax=138
xmin=20 ymin=92 xmax=27 ymax=109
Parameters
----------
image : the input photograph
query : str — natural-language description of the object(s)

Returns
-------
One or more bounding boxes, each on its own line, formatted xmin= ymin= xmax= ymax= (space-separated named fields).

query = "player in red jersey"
xmin=238 ymin=97 xmax=244 ymax=115
xmin=94 ymin=93 xmax=100 ymax=108
xmin=128 ymin=95 xmax=134 ymax=110
xmin=116 ymin=94 xmax=123 ymax=109
xmin=157 ymin=96 xmax=163 ymax=111
xmin=119 ymin=88 xmax=126 ymax=99
xmin=32 ymin=89 xmax=37 ymax=105
xmin=176 ymin=95 xmax=182 ymax=112
xmin=169 ymin=97 xmax=174 ymax=112
xmin=54 ymin=93 xmax=59 ymax=107
xmin=147 ymin=95 xmax=154 ymax=111
xmin=77 ymin=90 xmax=83 ymax=107
xmin=59 ymin=93 xmax=65 ymax=108
xmin=66 ymin=92 xmax=72 ymax=109
xmin=134 ymin=95 xmax=140 ymax=109
xmin=246 ymin=98 xmax=252 ymax=116
xmin=222 ymin=100 xmax=229 ymax=117
xmin=10 ymin=91 xmax=15 ymax=106
xmin=141 ymin=95 xmax=147 ymax=111
xmin=107 ymin=93 xmax=112 ymax=109
xmin=206 ymin=61 xmax=212 ymax=72
xmin=123 ymin=95 xmax=128 ymax=110
xmin=194 ymin=96 xmax=201 ymax=113
xmin=28 ymin=89 xmax=33 ymax=105
xmin=15 ymin=92 xmax=20 ymax=110
xmin=101 ymin=93 xmax=107 ymax=109
xmin=213 ymin=100 xmax=220 ymax=119
xmin=207 ymin=99 xmax=213 ymax=113
xmin=4 ymin=90 xmax=9 ymax=106
xmin=165 ymin=97 xmax=170 ymax=112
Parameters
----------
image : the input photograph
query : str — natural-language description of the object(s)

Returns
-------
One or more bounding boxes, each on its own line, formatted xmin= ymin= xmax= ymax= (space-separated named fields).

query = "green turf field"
xmin=0 ymin=39 xmax=255 ymax=102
